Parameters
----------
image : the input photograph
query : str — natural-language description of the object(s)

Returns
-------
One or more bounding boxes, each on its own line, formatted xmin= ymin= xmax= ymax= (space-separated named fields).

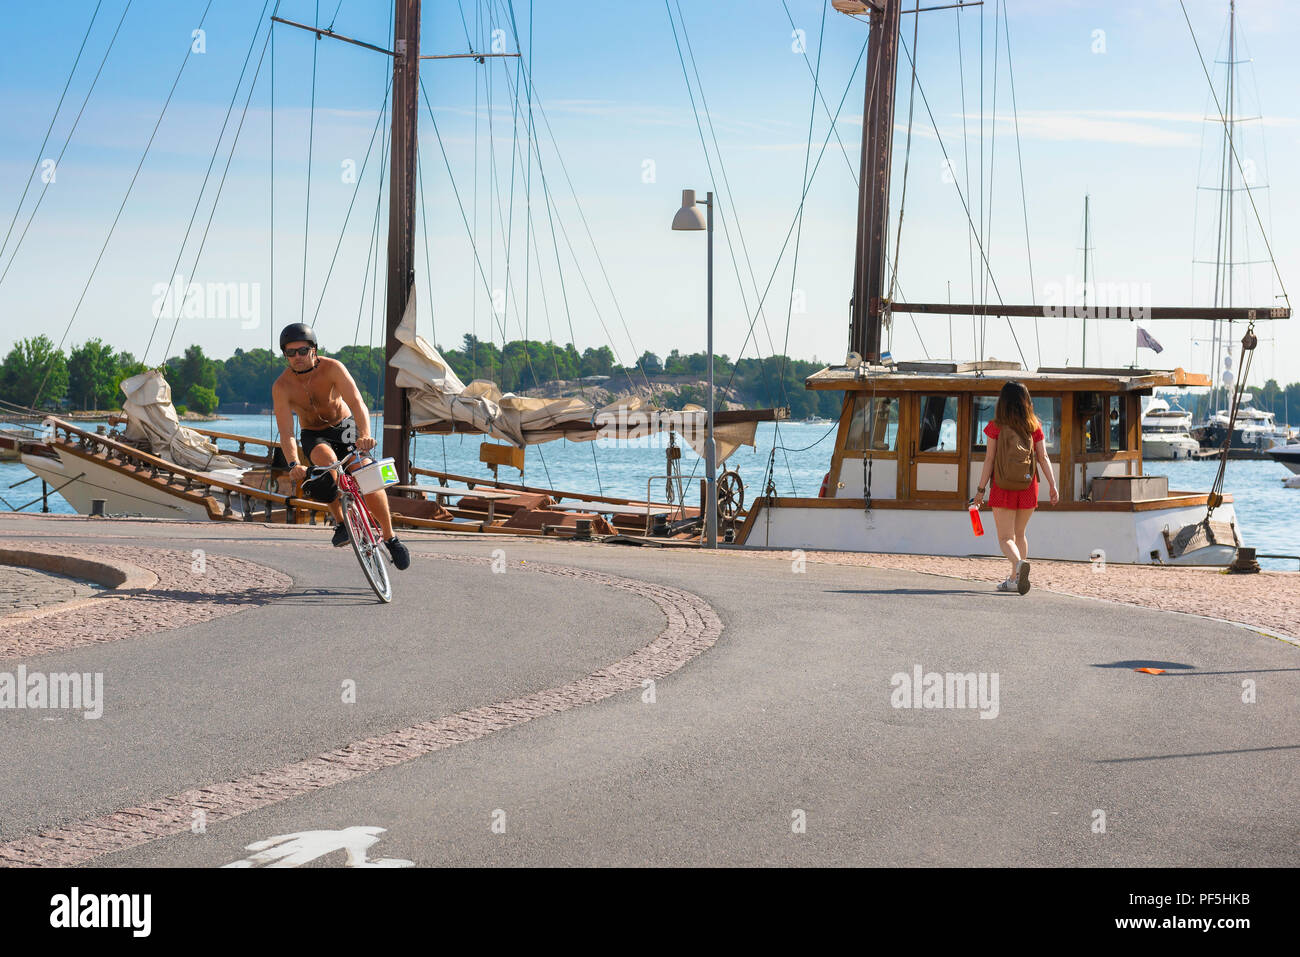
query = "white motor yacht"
xmin=1194 ymin=404 xmax=1289 ymax=456
xmin=1141 ymin=397 xmax=1199 ymax=460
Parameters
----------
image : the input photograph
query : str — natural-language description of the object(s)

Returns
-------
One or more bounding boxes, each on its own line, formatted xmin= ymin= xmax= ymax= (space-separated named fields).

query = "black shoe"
xmin=332 ymin=524 xmax=350 ymax=547
xmin=385 ymin=537 xmax=410 ymax=570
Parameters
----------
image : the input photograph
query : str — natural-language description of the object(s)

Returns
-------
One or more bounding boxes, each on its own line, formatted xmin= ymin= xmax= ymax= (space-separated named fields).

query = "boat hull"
xmin=738 ymin=498 xmax=1239 ymax=566
xmin=20 ymin=448 xmax=218 ymax=520
xmin=1266 ymin=446 xmax=1300 ymax=475
xmin=1192 ymin=424 xmax=1286 ymax=458
xmin=1142 ymin=435 xmax=1199 ymax=460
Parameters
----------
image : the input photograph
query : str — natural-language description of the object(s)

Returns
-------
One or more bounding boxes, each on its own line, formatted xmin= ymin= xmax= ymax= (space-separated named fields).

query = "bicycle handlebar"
xmin=305 ymin=447 xmax=371 ymax=477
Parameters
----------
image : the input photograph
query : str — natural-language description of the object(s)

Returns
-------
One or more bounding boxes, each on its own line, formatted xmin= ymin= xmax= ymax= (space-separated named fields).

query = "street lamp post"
xmin=671 ymin=188 xmax=717 ymax=548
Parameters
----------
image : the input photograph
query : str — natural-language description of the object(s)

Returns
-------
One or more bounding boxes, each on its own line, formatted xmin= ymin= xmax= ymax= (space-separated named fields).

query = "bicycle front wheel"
xmin=343 ymin=494 xmax=392 ymax=603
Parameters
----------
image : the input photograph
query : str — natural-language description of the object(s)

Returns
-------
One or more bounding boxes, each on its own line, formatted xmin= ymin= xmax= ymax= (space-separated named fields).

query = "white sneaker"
xmin=996 ymin=577 xmax=1016 ymax=592
xmin=1016 ymin=560 xmax=1031 ymax=595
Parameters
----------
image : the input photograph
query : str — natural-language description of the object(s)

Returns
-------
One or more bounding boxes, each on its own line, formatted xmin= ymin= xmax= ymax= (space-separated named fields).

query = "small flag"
xmin=1136 ymin=327 xmax=1164 ymax=353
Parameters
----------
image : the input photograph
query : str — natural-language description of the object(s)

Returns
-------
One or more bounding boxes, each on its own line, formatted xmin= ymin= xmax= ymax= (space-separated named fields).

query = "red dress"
xmin=983 ymin=422 xmax=1043 ymax=510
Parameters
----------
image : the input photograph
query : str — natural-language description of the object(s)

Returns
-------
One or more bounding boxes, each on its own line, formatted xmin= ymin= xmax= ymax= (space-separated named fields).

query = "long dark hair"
xmin=994 ymin=380 xmax=1040 ymax=439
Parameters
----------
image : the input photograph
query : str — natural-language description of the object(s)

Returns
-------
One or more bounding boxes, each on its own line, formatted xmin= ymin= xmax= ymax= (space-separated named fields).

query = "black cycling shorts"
xmin=300 ymin=416 xmax=357 ymax=461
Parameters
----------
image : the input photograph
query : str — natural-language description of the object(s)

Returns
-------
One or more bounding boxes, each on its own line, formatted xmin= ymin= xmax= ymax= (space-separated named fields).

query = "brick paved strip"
xmin=0 ymin=554 xmax=722 ymax=867
xmin=0 ymin=542 xmax=292 ymax=660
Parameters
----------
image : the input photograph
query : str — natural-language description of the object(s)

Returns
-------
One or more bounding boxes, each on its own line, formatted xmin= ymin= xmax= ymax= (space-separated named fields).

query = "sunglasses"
xmin=283 ymin=346 xmax=314 ymax=357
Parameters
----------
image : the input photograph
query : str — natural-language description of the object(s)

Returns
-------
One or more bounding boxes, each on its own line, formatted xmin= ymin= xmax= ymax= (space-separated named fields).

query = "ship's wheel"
xmin=717 ymin=469 xmax=744 ymax=521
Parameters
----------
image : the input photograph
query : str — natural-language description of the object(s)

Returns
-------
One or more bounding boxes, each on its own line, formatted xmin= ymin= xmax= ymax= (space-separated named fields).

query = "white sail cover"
xmin=120 ymin=370 xmax=243 ymax=472
xmin=390 ymin=290 xmax=758 ymax=462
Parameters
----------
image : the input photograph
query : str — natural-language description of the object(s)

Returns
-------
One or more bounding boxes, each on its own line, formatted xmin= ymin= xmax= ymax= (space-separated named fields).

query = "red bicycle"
xmin=307 ymin=451 xmax=392 ymax=603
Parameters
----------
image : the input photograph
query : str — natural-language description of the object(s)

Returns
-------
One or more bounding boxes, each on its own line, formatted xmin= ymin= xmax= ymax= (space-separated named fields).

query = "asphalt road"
xmin=1 ymin=515 xmax=1295 ymax=867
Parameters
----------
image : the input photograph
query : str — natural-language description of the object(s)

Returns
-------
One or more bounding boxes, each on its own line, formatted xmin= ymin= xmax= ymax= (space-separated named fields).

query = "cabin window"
xmin=971 ymin=395 xmax=1061 ymax=454
xmin=846 ymin=395 xmax=899 ymax=451
xmin=1032 ymin=397 xmax=1061 ymax=454
xmin=1079 ymin=392 xmax=1107 ymax=453
xmin=918 ymin=395 xmax=959 ymax=452
xmin=1109 ymin=395 xmax=1127 ymax=450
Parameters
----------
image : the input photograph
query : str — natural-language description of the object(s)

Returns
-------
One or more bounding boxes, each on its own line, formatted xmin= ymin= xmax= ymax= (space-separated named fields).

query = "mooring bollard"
xmin=575 ymin=518 xmax=593 ymax=541
xmin=90 ymin=499 xmax=106 ymax=517
xmin=1228 ymin=547 xmax=1261 ymax=574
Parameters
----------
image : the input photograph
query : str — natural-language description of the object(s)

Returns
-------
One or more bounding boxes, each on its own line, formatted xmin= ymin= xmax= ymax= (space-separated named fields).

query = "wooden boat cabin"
xmin=735 ymin=361 xmax=1241 ymax=565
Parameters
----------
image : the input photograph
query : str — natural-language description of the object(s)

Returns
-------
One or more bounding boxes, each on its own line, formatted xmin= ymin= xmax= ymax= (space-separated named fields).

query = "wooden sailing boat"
xmin=732 ymin=0 xmax=1289 ymax=564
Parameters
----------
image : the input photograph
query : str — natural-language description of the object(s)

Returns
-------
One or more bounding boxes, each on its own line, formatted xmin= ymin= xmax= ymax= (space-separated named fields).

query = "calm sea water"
xmin=4 ymin=414 xmax=1297 ymax=570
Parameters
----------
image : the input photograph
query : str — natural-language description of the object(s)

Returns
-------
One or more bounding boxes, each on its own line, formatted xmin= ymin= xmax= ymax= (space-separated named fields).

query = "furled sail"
xmin=389 ymin=290 xmax=759 ymax=462
xmin=120 ymin=370 xmax=243 ymax=472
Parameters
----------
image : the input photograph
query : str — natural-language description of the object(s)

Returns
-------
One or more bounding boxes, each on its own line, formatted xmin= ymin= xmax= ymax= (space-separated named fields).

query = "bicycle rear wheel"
xmin=343 ymin=493 xmax=392 ymax=603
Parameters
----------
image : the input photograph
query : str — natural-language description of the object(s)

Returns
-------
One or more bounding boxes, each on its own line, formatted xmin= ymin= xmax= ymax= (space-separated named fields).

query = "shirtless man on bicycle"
xmin=271 ymin=323 xmax=411 ymax=570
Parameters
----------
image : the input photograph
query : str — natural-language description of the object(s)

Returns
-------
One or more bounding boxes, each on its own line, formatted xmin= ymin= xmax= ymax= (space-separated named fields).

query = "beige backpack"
xmin=993 ymin=424 xmax=1036 ymax=491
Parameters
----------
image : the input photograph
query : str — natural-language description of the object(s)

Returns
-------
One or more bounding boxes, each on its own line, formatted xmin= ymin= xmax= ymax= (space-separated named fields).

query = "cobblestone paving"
xmin=0 ymin=564 xmax=102 ymax=617
xmin=0 ymin=542 xmax=293 ymax=660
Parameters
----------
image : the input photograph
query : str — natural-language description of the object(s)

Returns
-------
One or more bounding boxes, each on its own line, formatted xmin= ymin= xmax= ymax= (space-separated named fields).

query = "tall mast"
xmin=382 ymin=0 xmax=421 ymax=482
xmin=848 ymin=0 xmax=902 ymax=364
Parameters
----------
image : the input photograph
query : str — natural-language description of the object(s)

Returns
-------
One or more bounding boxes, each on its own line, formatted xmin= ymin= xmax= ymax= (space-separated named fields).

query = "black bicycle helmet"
xmin=279 ymin=323 xmax=318 ymax=352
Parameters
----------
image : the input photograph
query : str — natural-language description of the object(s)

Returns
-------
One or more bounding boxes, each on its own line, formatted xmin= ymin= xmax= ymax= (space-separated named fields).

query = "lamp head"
xmin=671 ymin=189 xmax=707 ymax=230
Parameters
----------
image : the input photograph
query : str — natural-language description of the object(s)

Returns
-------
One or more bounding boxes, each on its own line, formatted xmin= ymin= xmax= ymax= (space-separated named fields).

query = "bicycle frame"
xmin=336 ymin=462 xmax=384 ymax=548
xmin=309 ymin=450 xmax=392 ymax=603
xmin=316 ymin=451 xmax=383 ymax=543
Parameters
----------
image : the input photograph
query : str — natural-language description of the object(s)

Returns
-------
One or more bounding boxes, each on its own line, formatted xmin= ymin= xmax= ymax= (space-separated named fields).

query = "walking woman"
xmin=972 ymin=381 xmax=1059 ymax=594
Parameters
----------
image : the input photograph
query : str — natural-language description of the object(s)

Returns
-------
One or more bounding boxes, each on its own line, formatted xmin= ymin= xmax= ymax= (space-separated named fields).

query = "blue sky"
xmin=1 ymin=0 xmax=1296 ymax=393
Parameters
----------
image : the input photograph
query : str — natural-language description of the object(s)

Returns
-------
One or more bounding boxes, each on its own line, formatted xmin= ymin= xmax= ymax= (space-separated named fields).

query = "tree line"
xmin=13 ymin=333 xmax=1293 ymax=423
xmin=0 ymin=333 xmax=854 ymax=418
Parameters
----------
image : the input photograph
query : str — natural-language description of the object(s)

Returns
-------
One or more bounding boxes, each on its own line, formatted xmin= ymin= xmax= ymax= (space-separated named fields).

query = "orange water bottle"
xmin=968 ymin=501 xmax=985 ymax=537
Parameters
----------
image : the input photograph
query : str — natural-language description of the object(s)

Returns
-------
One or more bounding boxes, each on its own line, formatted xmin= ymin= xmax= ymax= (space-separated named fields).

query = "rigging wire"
xmin=1000 ymin=0 xmax=1041 ymax=369
xmin=416 ymin=145 xmax=437 ymax=347
xmin=488 ymin=1 xmax=528 ymax=383
xmin=886 ymin=4 xmax=924 ymax=359
xmin=0 ymin=0 xmax=104 ymax=267
xmin=980 ymin=0 xmax=1002 ymax=362
xmin=417 ymin=78 xmax=555 ymax=418
xmin=326 ymin=0 xmax=344 ymax=31
xmin=365 ymin=124 xmax=387 ymax=403
xmin=670 ymin=26 xmax=870 ymax=494
xmin=1178 ymin=0 xmax=1289 ymax=305
xmin=300 ymin=0 xmax=321 ymax=325
xmin=668 ymin=2 xmax=790 ymax=368
xmin=160 ymin=26 xmax=275 ymax=364
xmin=497 ymin=0 xmax=653 ymax=396
xmin=779 ymin=0 xmax=859 ymax=185
xmin=0 ymin=0 xmax=133 ymax=290
xmin=896 ymin=32 xmax=1028 ymax=370
xmin=353 ymin=90 xmax=390 ymax=348
xmin=783 ymin=0 xmax=830 ymax=389
xmin=364 ymin=0 xmax=393 ymax=418
xmin=269 ymin=12 xmax=276 ymax=444
xmin=664 ymin=0 xmax=799 ymax=491
xmin=470 ymin=0 xmax=652 ymax=414
xmin=955 ymin=4 xmax=977 ymax=363
xmin=772 ymin=418 xmax=839 ymax=454
xmin=309 ymin=76 xmax=394 ymax=323
xmin=28 ymin=0 xmax=216 ymax=409
xmin=978 ymin=1 xmax=984 ymax=361
xmin=143 ymin=0 xmax=275 ymax=365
